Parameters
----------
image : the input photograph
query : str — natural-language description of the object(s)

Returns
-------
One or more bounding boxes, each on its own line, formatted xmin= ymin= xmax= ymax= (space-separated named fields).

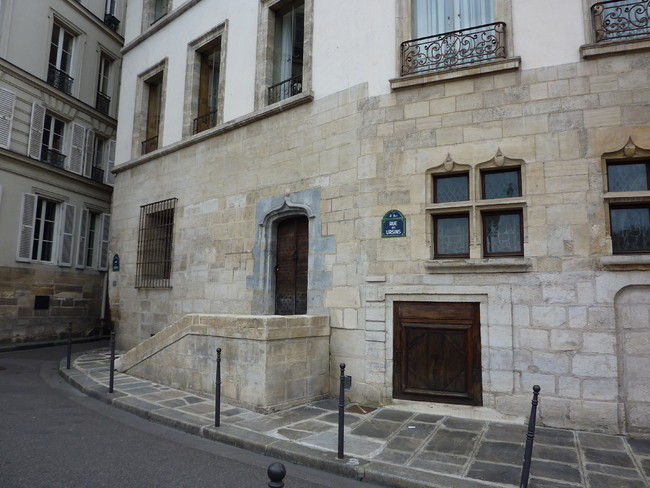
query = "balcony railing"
xmin=401 ymin=22 xmax=507 ymax=76
xmin=592 ymin=0 xmax=650 ymax=42
xmin=141 ymin=135 xmax=159 ymax=155
xmin=268 ymin=74 xmax=303 ymax=105
xmin=104 ymin=13 xmax=120 ymax=32
xmin=47 ymin=65 xmax=74 ymax=95
xmin=96 ymin=91 xmax=111 ymax=116
xmin=41 ymin=147 xmax=66 ymax=168
xmin=91 ymin=166 xmax=105 ymax=183
xmin=193 ymin=109 xmax=219 ymax=134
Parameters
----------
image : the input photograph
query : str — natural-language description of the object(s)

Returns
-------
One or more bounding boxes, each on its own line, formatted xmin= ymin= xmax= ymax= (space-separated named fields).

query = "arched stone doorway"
xmin=275 ymin=216 xmax=309 ymax=315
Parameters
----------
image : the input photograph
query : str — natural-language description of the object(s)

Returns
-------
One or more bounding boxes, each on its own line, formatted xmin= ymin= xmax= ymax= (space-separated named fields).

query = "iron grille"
xmin=91 ymin=166 xmax=105 ymax=183
xmin=47 ymin=65 xmax=74 ymax=95
xmin=135 ymin=198 xmax=177 ymax=288
xmin=96 ymin=91 xmax=111 ymax=116
xmin=193 ymin=109 xmax=218 ymax=134
xmin=592 ymin=0 xmax=650 ymax=42
xmin=268 ymin=75 xmax=303 ymax=105
xmin=103 ymin=13 xmax=120 ymax=32
xmin=41 ymin=147 xmax=66 ymax=168
xmin=141 ymin=135 xmax=159 ymax=155
xmin=401 ymin=22 xmax=507 ymax=76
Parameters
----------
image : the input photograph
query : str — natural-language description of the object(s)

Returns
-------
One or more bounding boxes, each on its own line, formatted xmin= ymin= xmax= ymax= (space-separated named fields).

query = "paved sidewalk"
xmin=61 ymin=348 xmax=650 ymax=488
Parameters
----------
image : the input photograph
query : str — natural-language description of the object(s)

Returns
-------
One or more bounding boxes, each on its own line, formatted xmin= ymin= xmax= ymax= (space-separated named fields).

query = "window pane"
xmin=435 ymin=174 xmax=468 ymax=202
xmin=608 ymin=163 xmax=649 ymax=192
xmin=484 ymin=212 xmax=522 ymax=255
xmin=483 ymin=169 xmax=520 ymax=199
xmin=435 ymin=215 xmax=469 ymax=256
xmin=611 ymin=207 xmax=650 ymax=252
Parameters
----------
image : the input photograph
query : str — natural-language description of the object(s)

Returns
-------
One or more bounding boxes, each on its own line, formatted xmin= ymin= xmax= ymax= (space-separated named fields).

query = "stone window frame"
xmin=253 ymin=0 xmax=314 ymax=110
xmin=600 ymin=138 xmax=650 ymax=267
xmin=425 ymin=150 xmax=531 ymax=272
xmin=132 ymin=58 xmax=168 ymax=159
xmin=580 ymin=0 xmax=650 ymax=58
xmin=141 ymin=0 xmax=172 ymax=32
xmin=47 ymin=11 xmax=86 ymax=98
xmin=392 ymin=0 xmax=517 ymax=90
xmin=182 ymin=22 xmax=228 ymax=138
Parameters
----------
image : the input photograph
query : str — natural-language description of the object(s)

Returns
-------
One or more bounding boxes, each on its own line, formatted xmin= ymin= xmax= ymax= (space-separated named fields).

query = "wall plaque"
xmin=382 ymin=210 xmax=406 ymax=238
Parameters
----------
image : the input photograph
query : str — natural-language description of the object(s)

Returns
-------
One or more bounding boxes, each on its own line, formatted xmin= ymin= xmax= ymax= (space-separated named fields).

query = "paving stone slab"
xmin=465 ymin=460 xmax=520 ymax=485
xmin=535 ymin=427 xmax=576 ymax=448
xmin=424 ymin=428 xmax=480 ymax=456
xmin=586 ymin=462 xmax=645 ymax=479
xmin=528 ymin=477 xmax=581 ymax=488
xmin=180 ymin=402 xmax=214 ymax=416
xmin=320 ymin=411 xmax=364 ymax=427
xmin=529 ymin=459 xmax=582 ymax=484
xmin=408 ymin=457 xmax=466 ymax=476
xmin=364 ymin=461 xmax=491 ymax=488
xmin=277 ymin=427 xmax=319 ymax=440
xmin=578 ymin=431 xmax=627 ymax=450
xmin=483 ymin=422 xmax=527 ymax=442
xmin=300 ymin=431 xmax=383 ymax=457
xmin=533 ymin=444 xmax=579 ymax=464
xmin=111 ymin=396 xmax=162 ymax=420
xmin=149 ymin=408 xmax=212 ymax=435
xmin=350 ymin=418 xmax=404 ymax=439
xmin=583 ymin=447 xmax=635 ymax=468
xmin=412 ymin=451 xmax=469 ymax=466
xmin=395 ymin=421 xmax=438 ymax=439
xmin=373 ymin=448 xmax=412 ymax=465
xmin=474 ymin=441 xmax=524 ymax=466
xmin=372 ymin=409 xmax=413 ymax=423
xmin=629 ymin=438 xmax=650 ymax=455
xmin=442 ymin=417 xmax=487 ymax=432
xmin=290 ymin=419 xmax=336 ymax=434
xmin=412 ymin=413 xmax=445 ymax=423
xmin=385 ymin=435 xmax=426 ymax=452
xmin=202 ymin=425 xmax=278 ymax=455
xmin=586 ymin=473 xmax=649 ymax=488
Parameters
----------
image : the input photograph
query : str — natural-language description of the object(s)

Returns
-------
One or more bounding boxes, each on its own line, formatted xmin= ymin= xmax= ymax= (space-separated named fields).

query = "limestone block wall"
xmin=111 ymin=49 xmax=650 ymax=433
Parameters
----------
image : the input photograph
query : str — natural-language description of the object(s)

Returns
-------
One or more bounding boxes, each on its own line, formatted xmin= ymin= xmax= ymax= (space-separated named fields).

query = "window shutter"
xmin=0 ymin=88 xmax=15 ymax=149
xmin=58 ymin=203 xmax=77 ymax=267
xmin=106 ymin=139 xmax=116 ymax=184
xmin=17 ymin=193 xmax=37 ymax=262
xmin=83 ymin=130 xmax=95 ymax=178
xmin=98 ymin=213 xmax=111 ymax=271
xmin=28 ymin=103 xmax=45 ymax=160
xmin=76 ymin=208 xmax=89 ymax=269
xmin=68 ymin=123 xmax=86 ymax=175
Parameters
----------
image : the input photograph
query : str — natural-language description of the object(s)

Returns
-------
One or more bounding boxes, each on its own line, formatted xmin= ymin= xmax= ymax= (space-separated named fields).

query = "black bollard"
xmin=108 ymin=327 xmax=116 ymax=393
xmin=215 ymin=347 xmax=222 ymax=428
xmin=66 ymin=321 xmax=73 ymax=369
xmin=519 ymin=385 xmax=541 ymax=488
xmin=338 ymin=363 xmax=346 ymax=459
xmin=267 ymin=462 xmax=285 ymax=488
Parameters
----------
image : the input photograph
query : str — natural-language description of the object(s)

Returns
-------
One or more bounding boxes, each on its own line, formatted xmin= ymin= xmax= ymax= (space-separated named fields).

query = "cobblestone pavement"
xmin=62 ymin=349 xmax=650 ymax=488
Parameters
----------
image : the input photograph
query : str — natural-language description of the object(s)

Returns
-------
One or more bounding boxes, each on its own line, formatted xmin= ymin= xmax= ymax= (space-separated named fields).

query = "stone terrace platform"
xmin=61 ymin=348 xmax=650 ymax=488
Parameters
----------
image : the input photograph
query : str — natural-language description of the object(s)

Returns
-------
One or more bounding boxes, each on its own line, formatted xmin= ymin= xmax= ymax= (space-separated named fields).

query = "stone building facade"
xmin=111 ymin=0 xmax=650 ymax=434
xmin=0 ymin=0 xmax=124 ymax=344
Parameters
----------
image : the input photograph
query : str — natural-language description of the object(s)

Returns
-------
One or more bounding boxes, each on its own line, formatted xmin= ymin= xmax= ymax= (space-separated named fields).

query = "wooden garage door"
xmin=275 ymin=216 xmax=308 ymax=315
xmin=393 ymin=301 xmax=482 ymax=406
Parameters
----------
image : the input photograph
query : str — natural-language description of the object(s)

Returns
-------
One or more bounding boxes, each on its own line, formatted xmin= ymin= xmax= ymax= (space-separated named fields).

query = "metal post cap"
xmin=267 ymin=462 xmax=286 ymax=488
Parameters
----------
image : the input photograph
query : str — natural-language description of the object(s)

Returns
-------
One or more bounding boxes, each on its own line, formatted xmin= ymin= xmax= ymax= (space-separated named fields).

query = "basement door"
xmin=393 ymin=301 xmax=482 ymax=406
xmin=275 ymin=216 xmax=308 ymax=315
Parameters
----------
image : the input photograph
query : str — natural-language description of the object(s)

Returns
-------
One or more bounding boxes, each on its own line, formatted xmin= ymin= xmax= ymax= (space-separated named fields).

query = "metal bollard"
xmin=66 ymin=321 xmax=73 ymax=369
xmin=108 ymin=326 xmax=116 ymax=393
xmin=267 ymin=462 xmax=286 ymax=488
xmin=338 ymin=363 xmax=346 ymax=459
xmin=215 ymin=347 xmax=222 ymax=427
xmin=519 ymin=385 xmax=541 ymax=488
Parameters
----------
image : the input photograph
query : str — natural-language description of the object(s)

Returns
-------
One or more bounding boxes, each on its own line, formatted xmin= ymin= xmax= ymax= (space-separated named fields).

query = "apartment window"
xmin=195 ymin=41 xmax=221 ymax=133
xmin=428 ymin=158 xmax=525 ymax=259
xmin=41 ymin=113 xmax=66 ymax=168
xmin=591 ymin=0 xmax=650 ymax=42
xmin=91 ymin=136 xmax=106 ymax=183
xmin=96 ymin=56 xmax=112 ymax=116
xmin=153 ymin=0 xmax=169 ymax=23
xmin=143 ymin=73 xmax=162 ymax=154
xmin=413 ymin=0 xmax=494 ymax=38
xmin=76 ymin=209 xmax=111 ymax=270
xmin=48 ymin=24 xmax=75 ymax=94
xmin=136 ymin=198 xmax=177 ymax=288
xmin=17 ymin=194 xmax=77 ymax=267
xmin=607 ymin=161 xmax=650 ymax=253
xmin=104 ymin=0 xmax=120 ymax=31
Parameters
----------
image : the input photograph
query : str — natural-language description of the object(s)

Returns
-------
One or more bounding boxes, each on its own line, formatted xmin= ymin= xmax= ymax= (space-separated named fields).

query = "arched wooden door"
xmin=275 ymin=216 xmax=308 ymax=315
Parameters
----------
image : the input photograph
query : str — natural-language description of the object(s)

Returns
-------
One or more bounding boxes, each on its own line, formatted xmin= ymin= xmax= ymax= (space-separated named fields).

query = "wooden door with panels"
xmin=393 ymin=301 xmax=482 ymax=406
xmin=275 ymin=216 xmax=308 ymax=315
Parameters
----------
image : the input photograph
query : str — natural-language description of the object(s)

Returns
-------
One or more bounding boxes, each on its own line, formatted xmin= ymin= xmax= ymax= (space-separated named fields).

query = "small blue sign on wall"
xmin=382 ymin=210 xmax=406 ymax=238
xmin=112 ymin=254 xmax=120 ymax=271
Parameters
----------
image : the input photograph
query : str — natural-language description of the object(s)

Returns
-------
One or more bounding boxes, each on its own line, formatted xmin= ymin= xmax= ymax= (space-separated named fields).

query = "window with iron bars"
xmin=135 ymin=198 xmax=177 ymax=288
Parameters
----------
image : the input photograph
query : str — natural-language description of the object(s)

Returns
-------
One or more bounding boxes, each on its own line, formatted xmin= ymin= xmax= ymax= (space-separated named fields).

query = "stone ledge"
xmin=601 ymin=254 xmax=650 ymax=270
xmin=581 ymin=37 xmax=650 ymax=59
xmin=389 ymin=57 xmax=521 ymax=91
xmin=424 ymin=257 xmax=533 ymax=273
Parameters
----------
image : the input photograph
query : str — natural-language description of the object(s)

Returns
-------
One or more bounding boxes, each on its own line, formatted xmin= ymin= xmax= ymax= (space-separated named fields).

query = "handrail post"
xmin=519 ymin=385 xmax=541 ymax=488
xmin=108 ymin=325 xmax=116 ymax=393
xmin=338 ymin=363 xmax=346 ymax=459
xmin=66 ymin=321 xmax=73 ymax=369
xmin=215 ymin=347 xmax=221 ymax=427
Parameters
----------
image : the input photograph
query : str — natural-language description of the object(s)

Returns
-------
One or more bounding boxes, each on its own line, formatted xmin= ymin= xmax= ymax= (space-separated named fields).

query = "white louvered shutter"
xmin=28 ymin=103 xmax=45 ymax=159
xmin=83 ymin=130 xmax=95 ymax=178
xmin=68 ymin=123 xmax=86 ymax=175
xmin=0 ymin=88 xmax=15 ymax=149
xmin=58 ymin=203 xmax=77 ymax=267
xmin=17 ymin=193 xmax=37 ymax=262
xmin=98 ymin=213 xmax=111 ymax=271
xmin=76 ymin=208 xmax=89 ymax=269
xmin=106 ymin=139 xmax=116 ymax=184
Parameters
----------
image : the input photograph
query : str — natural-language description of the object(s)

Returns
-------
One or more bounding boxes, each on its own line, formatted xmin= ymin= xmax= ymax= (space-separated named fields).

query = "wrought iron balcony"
xmin=47 ymin=65 xmax=74 ymax=95
xmin=40 ymin=147 xmax=66 ymax=168
xmin=193 ymin=109 xmax=219 ymax=134
xmin=104 ymin=13 xmax=120 ymax=32
xmin=91 ymin=166 xmax=105 ymax=183
xmin=592 ymin=0 xmax=650 ymax=42
xmin=141 ymin=135 xmax=159 ymax=155
xmin=268 ymin=75 xmax=303 ymax=105
xmin=96 ymin=91 xmax=111 ymax=116
xmin=401 ymin=22 xmax=507 ymax=76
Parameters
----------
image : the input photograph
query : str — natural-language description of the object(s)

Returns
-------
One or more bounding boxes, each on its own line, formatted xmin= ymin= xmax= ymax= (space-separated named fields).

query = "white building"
xmin=111 ymin=0 xmax=650 ymax=435
xmin=0 ymin=0 xmax=124 ymax=344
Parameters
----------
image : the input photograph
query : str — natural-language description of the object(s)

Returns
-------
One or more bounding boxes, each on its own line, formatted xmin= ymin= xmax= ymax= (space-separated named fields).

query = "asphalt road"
xmin=0 ymin=343 xmax=377 ymax=488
